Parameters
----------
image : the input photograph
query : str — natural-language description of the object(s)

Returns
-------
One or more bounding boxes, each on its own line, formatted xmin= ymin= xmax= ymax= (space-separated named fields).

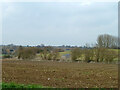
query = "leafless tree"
xmin=97 ymin=34 xmax=118 ymax=48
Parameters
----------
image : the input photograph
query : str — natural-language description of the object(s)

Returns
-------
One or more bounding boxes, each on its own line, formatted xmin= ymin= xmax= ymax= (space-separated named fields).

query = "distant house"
xmin=9 ymin=49 xmax=15 ymax=53
xmin=66 ymin=49 xmax=70 ymax=51
xmin=10 ymin=49 xmax=14 ymax=52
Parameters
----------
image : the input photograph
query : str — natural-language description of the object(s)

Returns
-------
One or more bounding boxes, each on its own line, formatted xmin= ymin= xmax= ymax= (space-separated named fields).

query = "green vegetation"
xmin=1 ymin=82 xmax=115 ymax=90
xmin=2 ymin=82 xmax=44 ymax=88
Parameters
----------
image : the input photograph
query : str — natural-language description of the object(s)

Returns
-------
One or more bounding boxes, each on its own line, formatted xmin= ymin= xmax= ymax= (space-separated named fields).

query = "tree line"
xmin=71 ymin=34 xmax=118 ymax=63
xmin=10 ymin=34 xmax=118 ymax=63
xmin=71 ymin=47 xmax=118 ymax=63
xmin=17 ymin=46 xmax=60 ymax=60
xmin=97 ymin=34 xmax=118 ymax=48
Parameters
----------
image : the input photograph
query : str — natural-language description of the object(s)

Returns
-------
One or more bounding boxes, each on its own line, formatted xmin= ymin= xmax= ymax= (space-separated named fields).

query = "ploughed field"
xmin=2 ymin=60 xmax=118 ymax=88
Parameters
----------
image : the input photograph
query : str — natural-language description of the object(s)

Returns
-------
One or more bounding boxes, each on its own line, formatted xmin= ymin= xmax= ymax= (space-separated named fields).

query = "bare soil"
xmin=2 ymin=60 xmax=118 ymax=88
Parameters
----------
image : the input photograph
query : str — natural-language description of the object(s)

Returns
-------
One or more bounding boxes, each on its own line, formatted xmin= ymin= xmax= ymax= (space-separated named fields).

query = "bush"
xmin=71 ymin=48 xmax=95 ymax=62
xmin=17 ymin=47 xmax=37 ymax=60
xmin=39 ymin=47 xmax=59 ymax=60
xmin=104 ymin=50 xmax=118 ymax=63
xmin=94 ymin=48 xmax=107 ymax=62
xmin=71 ymin=48 xmax=82 ymax=61
xmin=83 ymin=49 xmax=94 ymax=62
xmin=94 ymin=48 xmax=118 ymax=63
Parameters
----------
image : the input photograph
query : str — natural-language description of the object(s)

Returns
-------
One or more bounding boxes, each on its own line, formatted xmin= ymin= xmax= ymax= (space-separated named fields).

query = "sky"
xmin=1 ymin=2 xmax=118 ymax=46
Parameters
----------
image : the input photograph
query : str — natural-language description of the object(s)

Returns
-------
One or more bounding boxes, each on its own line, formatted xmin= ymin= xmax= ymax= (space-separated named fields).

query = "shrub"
xmin=39 ymin=47 xmax=59 ymax=60
xmin=17 ymin=47 xmax=37 ymax=60
xmin=94 ymin=48 xmax=107 ymax=62
xmin=83 ymin=49 xmax=94 ymax=62
xmin=71 ymin=48 xmax=83 ymax=61
xmin=104 ymin=50 xmax=118 ymax=63
xmin=94 ymin=48 xmax=118 ymax=63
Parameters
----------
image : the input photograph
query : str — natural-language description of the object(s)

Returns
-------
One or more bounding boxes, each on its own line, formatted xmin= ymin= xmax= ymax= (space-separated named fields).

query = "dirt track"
xmin=2 ymin=60 xmax=118 ymax=88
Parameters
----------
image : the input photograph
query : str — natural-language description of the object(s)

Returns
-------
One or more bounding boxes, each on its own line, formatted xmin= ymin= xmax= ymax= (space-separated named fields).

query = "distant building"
xmin=9 ymin=49 xmax=14 ymax=53
xmin=66 ymin=49 xmax=70 ymax=51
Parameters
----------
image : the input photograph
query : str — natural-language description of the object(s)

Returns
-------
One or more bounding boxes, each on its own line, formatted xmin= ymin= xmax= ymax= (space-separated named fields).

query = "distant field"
xmin=2 ymin=60 xmax=118 ymax=88
xmin=59 ymin=50 xmax=71 ymax=56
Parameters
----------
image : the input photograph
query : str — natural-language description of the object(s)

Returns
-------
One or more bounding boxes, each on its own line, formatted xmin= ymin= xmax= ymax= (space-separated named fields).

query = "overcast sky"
xmin=2 ymin=2 xmax=118 ymax=46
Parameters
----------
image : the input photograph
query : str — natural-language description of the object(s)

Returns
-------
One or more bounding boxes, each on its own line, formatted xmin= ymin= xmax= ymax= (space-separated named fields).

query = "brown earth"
xmin=2 ymin=60 xmax=118 ymax=88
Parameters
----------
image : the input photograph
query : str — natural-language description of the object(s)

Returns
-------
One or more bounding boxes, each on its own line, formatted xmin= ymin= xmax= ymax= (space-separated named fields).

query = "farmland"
xmin=2 ymin=59 xmax=118 ymax=88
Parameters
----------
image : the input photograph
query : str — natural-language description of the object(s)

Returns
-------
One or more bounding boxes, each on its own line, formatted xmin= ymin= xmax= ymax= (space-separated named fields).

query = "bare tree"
xmin=97 ymin=34 xmax=118 ymax=48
